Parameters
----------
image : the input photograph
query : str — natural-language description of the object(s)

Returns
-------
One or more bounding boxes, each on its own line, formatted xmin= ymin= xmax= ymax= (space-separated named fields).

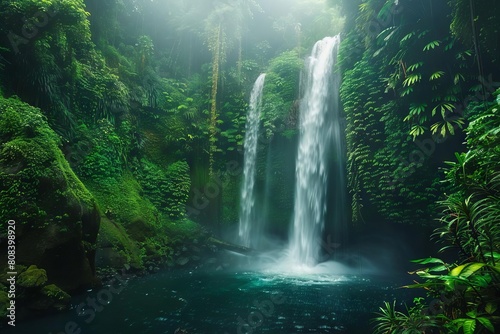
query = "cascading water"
xmin=289 ymin=35 xmax=342 ymax=266
xmin=239 ymin=73 xmax=266 ymax=248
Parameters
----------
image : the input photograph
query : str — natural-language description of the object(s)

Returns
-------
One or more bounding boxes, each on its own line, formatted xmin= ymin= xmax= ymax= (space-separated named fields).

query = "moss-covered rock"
xmin=86 ymin=172 xmax=158 ymax=231
xmin=17 ymin=265 xmax=48 ymax=288
xmin=0 ymin=265 xmax=27 ymax=284
xmin=0 ymin=97 xmax=100 ymax=291
xmin=41 ymin=284 xmax=71 ymax=302
xmin=30 ymin=284 xmax=72 ymax=311
xmin=96 ymin=217 xmax=144 ymax=269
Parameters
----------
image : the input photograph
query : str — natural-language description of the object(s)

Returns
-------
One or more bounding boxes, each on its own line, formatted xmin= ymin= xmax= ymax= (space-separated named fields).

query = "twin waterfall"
xmin=239 ymin=73 xmax=266 ymax=248
xmin=289 ymin=36 xmax=342 ymax=266
xmin=239 ymin=36 xmax=343 ymax=267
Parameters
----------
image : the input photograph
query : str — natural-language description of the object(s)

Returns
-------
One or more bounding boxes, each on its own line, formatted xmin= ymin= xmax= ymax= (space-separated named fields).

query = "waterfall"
xmin=239 ymin=73 xmax=266 ymax=248
xmin=289 ymin=36 xmax=342 ymax=266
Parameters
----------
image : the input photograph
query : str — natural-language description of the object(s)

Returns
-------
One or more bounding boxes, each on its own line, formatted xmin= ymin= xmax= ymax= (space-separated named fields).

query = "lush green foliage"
xmin=449 ymin=0 xmax=500 ymax=74
xmin=0 ymin=0 xmax=346 ymax=277
xmin=0 ymin=96 xmax=94 ymax=228
xmin=134 ymin=159 xmax=191 ymax=219
xmin=77 ymin=119 xmax=124 ymax=180
xmin=373 ymin=91 xmax=500 ymax=333
xmin=261 ymin=50 xmax=303 ymax=139
xmin=340 ymin=40 xmax=441 ymax=224
xmin=2 ymin=5 xmax=498 ymax=322
xmin=337 ymin=0 xmax=497 ymax=225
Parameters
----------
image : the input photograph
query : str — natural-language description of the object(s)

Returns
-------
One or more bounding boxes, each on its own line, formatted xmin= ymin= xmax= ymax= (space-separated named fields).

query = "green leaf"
xmin=477 ymin=317 xmax=494 ymax=332
xmin=407 ymin=62 xmax=423 ymax=72
xmin=423 ymin=40 xmax=441 ymax=51
xmin=447 ymin=121 xmax=455 ymax=135
xmin=410 ymin=125 xmax=426 ymax=140
xmin=454 ymin=73 xmax=465 ymax=84
xmin=409 ymin=103 xmax=427 ymax=116
xmin=466 ymin=310 xmax=477 ymax=319
xmin=403 ymin=73 xmax=422 ymax=86
xmin=418 ymin=30 xmax=430 ymax=39
xmin=440 ymin=124 xmax=447 ymax=137
xmin=400 ymin=32 xmax=415 ymax=43
xmin=462 ymin=319 xmax=476 ymax=334
xmin=377 ymin=26 xmax=398 ymax=42
xmin=400 ymin=87 xmax=414 ymax=97
xmin=429 ymin=264 xmax=448 ymax=272
xmin=450 ymin=262 xmax=485 ymax=278
xmin=485 ymin=303 xmax=497 ymax=315
xmin=411 ymin=257 xmax=445 ymax=265
xmin=484 ymin=252 xmax=500 ymax=260
xmin=430 ymin=71 xmax=445 ymax=81
xmin=431 ymin=102 xmax=455 ymax=117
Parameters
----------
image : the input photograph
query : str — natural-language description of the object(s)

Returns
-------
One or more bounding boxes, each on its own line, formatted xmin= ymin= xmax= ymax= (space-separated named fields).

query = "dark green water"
xmin=5 ymin=267 xmax=416 ymax=334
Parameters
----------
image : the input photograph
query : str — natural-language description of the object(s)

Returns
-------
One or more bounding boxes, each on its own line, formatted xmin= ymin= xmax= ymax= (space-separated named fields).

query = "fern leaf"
xmin=429 ymin=71 xmax=445 ymax=81
xmin=423 ymin=40 xmax=441 ymax=51
xmin=403 ymin=73 xmax=422 ymax=87
xmin=400 ymin=32 xmax=415 ymax=44
xmin=407 ymin=62 xmax=423 ymax=72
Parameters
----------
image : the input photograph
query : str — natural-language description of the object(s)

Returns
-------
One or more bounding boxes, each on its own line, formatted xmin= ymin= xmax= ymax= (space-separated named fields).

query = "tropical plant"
xmin=373 ymin=90 xmax=500 ymax=333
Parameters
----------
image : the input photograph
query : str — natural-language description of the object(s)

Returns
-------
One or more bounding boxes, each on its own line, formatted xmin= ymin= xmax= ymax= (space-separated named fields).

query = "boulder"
xmin=0 ymin=97 xmax=100 ymax=291
xmin=17 ymin=265 xmax=48 ymax=288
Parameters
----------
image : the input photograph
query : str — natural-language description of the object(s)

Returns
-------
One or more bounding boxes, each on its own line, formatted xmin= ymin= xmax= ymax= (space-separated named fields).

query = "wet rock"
xmin=18 ymin=265 xmax=48 ymax=288
xmin=30 ymin=284 xmax=72 ymax=311
xmin=176 ymin=257 xmax=190 ymax=266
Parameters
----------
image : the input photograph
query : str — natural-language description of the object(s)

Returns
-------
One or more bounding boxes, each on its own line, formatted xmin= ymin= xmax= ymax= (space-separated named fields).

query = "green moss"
xmin=221 ymin=171 xmax=241 ymax=225
xmin=0 ymin=96 xmax=97 ymax=227
xmin=41 ymin=284 xmax=71 ymax=303
xmin=142 ymin=129 xmax=168 ymax=166
xmin=30 ymin=284 xmax=72 ymax=311
xmin=0 ymin=97 xmax=100 ymax=289
xmin=164 ymin=218 xmax=205 ymax=246
xmin=97 ymin=217 xmax=144 ymax=269
xmin=86 ymin=150 xmax=197 ymax=267
xmin=17 ymin=265 xmax=48 ymax=288
xmin=0 ymin=265 xmax=27 ymax=284
xmin=87 ymin=172 xmax=158 ymax=229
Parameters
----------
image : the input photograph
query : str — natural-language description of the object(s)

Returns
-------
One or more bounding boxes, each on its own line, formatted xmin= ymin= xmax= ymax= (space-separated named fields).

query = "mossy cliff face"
xmin=0 ymin=97 xmax=100 ymax=291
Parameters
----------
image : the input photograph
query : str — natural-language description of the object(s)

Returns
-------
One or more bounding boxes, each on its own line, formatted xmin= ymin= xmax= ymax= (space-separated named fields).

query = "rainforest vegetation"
xmin=0 ymin=0 xmax=499 ymax=333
